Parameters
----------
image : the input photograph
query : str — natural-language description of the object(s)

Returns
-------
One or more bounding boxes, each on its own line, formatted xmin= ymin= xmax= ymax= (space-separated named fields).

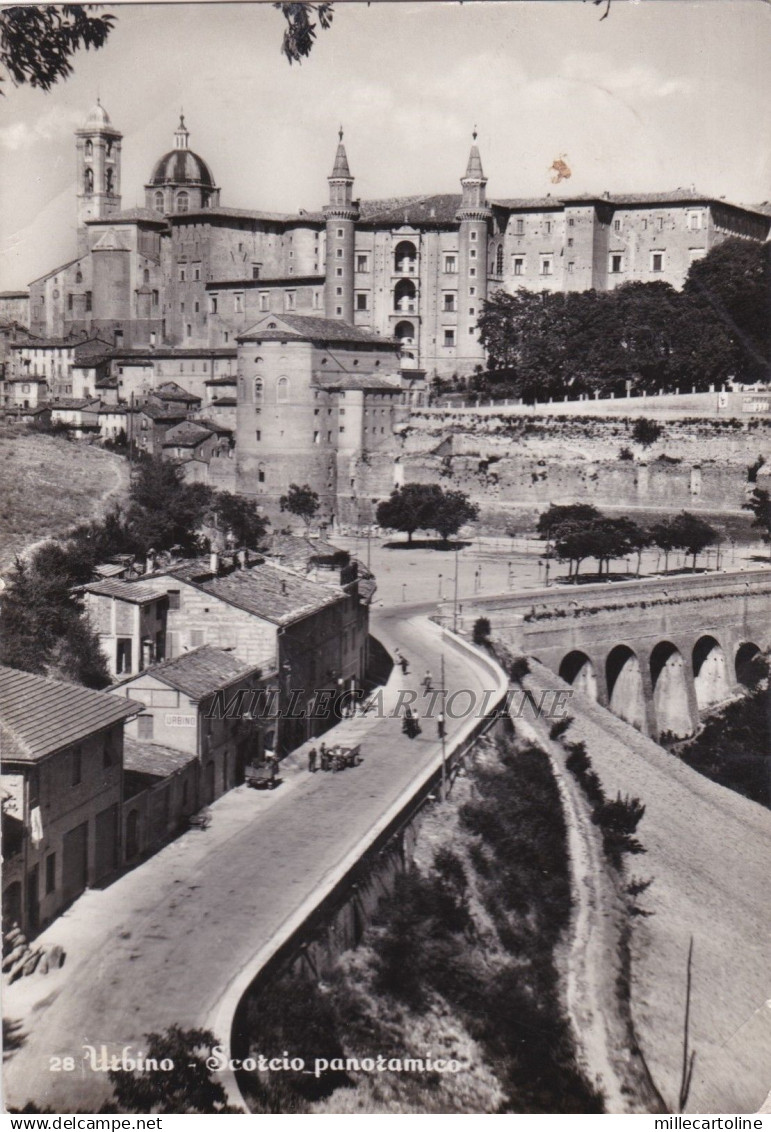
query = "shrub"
xmin=618 ymin=446 xmax=634 ymax=461
xmin=509 ymin=656 xmax=530 ymax=682
xmin=473 ymin=616 xmax=491 ymax=645
xmin=549 ymin=716 xmax=573 ymax=741
xmin=631 ymin=418 xmax=663 ymax=447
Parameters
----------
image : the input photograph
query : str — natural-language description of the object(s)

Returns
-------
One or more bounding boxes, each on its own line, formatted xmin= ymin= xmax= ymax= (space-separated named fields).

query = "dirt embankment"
xmin=0 ymin=429 xmax=128 ymax=573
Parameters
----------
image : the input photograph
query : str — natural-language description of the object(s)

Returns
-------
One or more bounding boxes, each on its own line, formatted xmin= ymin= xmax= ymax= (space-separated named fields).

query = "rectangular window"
xmin=540 ymin=257 xmax=553 ymax=276
xmin=186 ymin=324 xmax=192 ymax=338
xmin=252 ymin=264 xmax=261 ymax=279
xmin=194 ymin=300 xmax=199 ymax=313
xmin=335 ymin=267 xmax=343 ymax=277
xmin=642 ymin=219 xmax=648 ymax=231
xmin=234 ymin=293 xmax=243 ymax=314
xmin=179 ymin=267 xmax=186 ymax=282
xmin=335 ymin=306 xmax=342 ymax=315
xmin=567 ymin=261 xmax=575 ymax=274
xmin=116 ymin=638 xmax=132 ymax=672
xmin=469 ymin=267 xmax=476 ymax=277
xmin=67 ymin=293 xmax=73 ymax=311
xmin=470 ymin=230 xmax=477 ymax=241
xmin=613 ymin=219 xmax=621 ymax=232
xmin=356 ymin=254 xmax=369 ymax=272
xmin=443 ymin=328 xmax=456 ymax=347
xmin=337 ymin=228 xmax=344 ymax=238
xmin=515 ymin=218 xmax=524 ymax=235
xmin=285 ymin=292 xmax=296 ymax=311
xmin=444 ymin=255 xmax=457 ymax=274
xmin=469 ymin=307 xmax=475 ymax=316
xmin=356 ymin=293 xmax=368 ymax=310
xmin=443 ymin=293 xmax=456 ymax=311
xmin=313 ymin=430 xmax=320 ymax=443
xmin=168 ymin=589 xmax=180 ymax=610
xmin=45 ymin=853 xmax=56 ymax=894
xmin=513 ymin=257 xmax=524 ymax=276
xmin=190 ymin=629 xmax=205 ymax=647
xmin=545 ymin=221 xmax=552 ymax=234
xmin=258 ymin=293 xmax=269 ymax=312
xmin=180 ymin=301 xmax=185 ymax=313
xmin=71 ymin=748 xmax=82 ymax=786
xmin=153 ymin=290 xmax=160 ymax=308
xmin=610 ymin=254 xmax=623 ymax=274
xmin=339 ymin=425 xmax=345 ymax=434
xmin=651 ymin=252 xmax=664 ymax=272
xmin=255 ymin=429 xmax=261 ymax=441
xmin=193 ymin=265 xmax=201 ymax=281
xmin=688 ymin=212 xmax=702 ymax=231
xmin=85 ymin=291 xmax=92 ymax=312
xmin=568 ymin=218 xmax=575 ymax=228
xmin=469 ymin=248 xmax=477 ymax=259
xmin=567 ymin=238 xmax=574 ymax=247
xmin=657 ymin=216 xmax=664 ymax=231
xmin=137 ymin=715 xmax=154 ymax=740
xmin=336 ymin=248 xmax=343 ymax=258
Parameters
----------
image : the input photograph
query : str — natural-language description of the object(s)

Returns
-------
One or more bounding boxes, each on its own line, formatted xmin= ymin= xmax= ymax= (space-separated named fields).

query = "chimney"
xmin=237 ymin=548 xmax=248 ymax=569
xmin=145 ymin=548 xmax=156 ymax=574
xmin=210 ymin=551 xmax=220 ymax=575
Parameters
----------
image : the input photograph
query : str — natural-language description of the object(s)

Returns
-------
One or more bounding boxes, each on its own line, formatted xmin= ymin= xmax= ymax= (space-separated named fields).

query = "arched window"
xmin=154 ymin=191 xmax=164 ymax=212
xmin=496 ymin=244 xmax=504 ymax=275
xmin=106 ymin=140 xmax=112 ymax=158
xmin=84 ymin=139 xmax=93 ymax=158
xmin=258 ymin=463 xmax=266 ymax=484
xmin=75 ymin=269 xmax=83 ymax=284
xmin=394 ymin=240 xmax=417 ymax=274
xmin=277 ymin=377 xmax=289 ymax=403
xmin=254 ymin=377 xmax=263 ymax=403
xmin=105 ymin=168 xmax=114 ymax=193
xmin=84 ymin=167 xmax=94 ymax=193
xmin=143 ymin=268 xmax=150 ymax=284
xmin=176 ymin=191 xmax=189 ymax=213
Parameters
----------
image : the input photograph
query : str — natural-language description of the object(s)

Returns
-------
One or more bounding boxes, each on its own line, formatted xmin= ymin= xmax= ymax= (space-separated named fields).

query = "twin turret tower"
xmin=323 ymin=128 xmax=360 ymax=322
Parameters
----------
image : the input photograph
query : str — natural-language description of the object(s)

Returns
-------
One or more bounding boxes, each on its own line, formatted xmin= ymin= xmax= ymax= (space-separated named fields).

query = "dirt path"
xmin=510 ymin=675 xmax=657 ymax=1113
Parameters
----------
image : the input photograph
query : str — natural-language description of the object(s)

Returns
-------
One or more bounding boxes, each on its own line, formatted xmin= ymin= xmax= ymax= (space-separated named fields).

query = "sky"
xmin=1 ymin=0 xmax=769 ymax=291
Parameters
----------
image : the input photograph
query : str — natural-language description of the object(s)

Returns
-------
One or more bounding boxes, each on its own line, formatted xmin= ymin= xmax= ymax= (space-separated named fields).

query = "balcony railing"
xmin=394 ymin=262 xmax=418 ymax=275
xmin=394 ymin=300 xmax=417 ymax=314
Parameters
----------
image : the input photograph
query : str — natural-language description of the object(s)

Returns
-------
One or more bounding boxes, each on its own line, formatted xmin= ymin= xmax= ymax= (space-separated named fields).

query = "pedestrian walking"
xmin=399 ymin=655 xmax=409 ymax=675
xmin=267 ymin=754 xmax=278 ymax=782
xmin=319 ymin=742 xmax=329 ymax=771
xmin=436 ymin=711 xmax=446 ymax=740
xmin=402 ymin=706 xmax=421 ymax=739
xmin=421 ymin=669 xmax=433 ymax=693
xmin=308 ymin=746 xmax=317 ymax=773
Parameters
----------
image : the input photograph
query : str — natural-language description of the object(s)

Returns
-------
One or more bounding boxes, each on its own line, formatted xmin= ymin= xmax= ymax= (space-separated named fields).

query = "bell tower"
xmin=455 ymin=129 xmax=491 ymax=371
xmin=323 ymin=128 xmax=359 ymax=322
xmin=76 ymin=99 xmax=122 ymax=254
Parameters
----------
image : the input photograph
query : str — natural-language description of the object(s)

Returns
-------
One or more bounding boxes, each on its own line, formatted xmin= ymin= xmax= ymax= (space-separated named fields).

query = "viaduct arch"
xmin=462 ymin=570 xmax=770 ymax=741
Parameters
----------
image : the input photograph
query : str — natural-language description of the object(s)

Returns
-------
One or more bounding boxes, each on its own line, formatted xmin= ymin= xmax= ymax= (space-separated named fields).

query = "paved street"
xmin=3 ymin=609 xmax=498 ymax=1113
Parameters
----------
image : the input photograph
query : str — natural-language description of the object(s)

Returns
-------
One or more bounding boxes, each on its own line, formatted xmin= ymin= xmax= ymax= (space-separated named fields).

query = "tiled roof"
xmin=196 ymin=561 xmax=344 ymax=625
xmin=122 ymin=645 xmax=262 ymax=700
xmin=162 ymin=421 xmax=214 ymax=448
xmin=265 ymin=533 xmax=347 ymax=571
xmin=0 ymin=291 xmax=28 ymax=299
xmin=123 ymin=735 xmax=197 ymax=779
xmin=154 ymin=382 xmax=201 ymax=402
xmin=203 ymin=376 xmax=237 ymax=386
xmin=169 ymin=206 xmax=295 ymax=223
xmin=239 ymin=313 xmax=396 ymax=346
xmin=206 ymin=274 xmax=325 ymax=290
xmin=50 ymin=398 xmax=101 ymax=410
xmin=195 ymin=417 xmax=233 ymax=434
xmin=93 ymin=563 xmax=127 ymax=578
xmin=0 ymin=665 xmax=142 ymax=763
xmin=210 ymin=396 xmax=237 ymax=406
xmin=314 ymin=373 xmax=401 ymax=392
xmin=6 ymin=374 xmax=48 ymax=384
xmin=359 ymin=194 xmax=463 ymax=226
xmin=28 ymin=258 xmax=82 ymax=286
xmin=86 ymin=207 xmax=167 ymax=226
xmin=82 ymin=579 xmax=169 ymax=603
xmin=108 ymin=347 xmax=237 ymax=360
xmin=139 ymin=403 xmax=188 ymax=422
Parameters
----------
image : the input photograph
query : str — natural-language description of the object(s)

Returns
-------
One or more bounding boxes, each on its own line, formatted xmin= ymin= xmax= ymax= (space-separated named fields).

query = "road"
xmin=3 ymin=609 xmax=502 ymax=1113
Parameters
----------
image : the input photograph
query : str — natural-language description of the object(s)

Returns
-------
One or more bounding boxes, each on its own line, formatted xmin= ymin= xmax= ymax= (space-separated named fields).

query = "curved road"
xmin=3 ymin=606 xmax=502 ymax=1113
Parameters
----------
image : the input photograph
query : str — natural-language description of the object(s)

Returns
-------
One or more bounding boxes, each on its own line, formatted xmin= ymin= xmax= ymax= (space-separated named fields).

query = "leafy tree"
xmin=684 ymin=238 xmax=771 ymax=386
xmin=108 ymin=1026 xmax=241 ymax=1114
xmin=127 ymin=457 xmax=212 ymax=554
xmin=0 ymin=5 xmax=115 ymax=92
xmin=473 ymin=617 xmax=491 ymax=645
xmin=208 ymin=491 xmax=268 ymax=549
xmin=743 ymin=487 xmax=771 ymax=556
xmin=649 ymin=517 xmax=678 ymax=574
xmin=275 ymin=1 xmax=333 ymax=64
xmin=536 ymin=503 xmax=601 ymax=545
xmin=553 ymin=514 xmax=647 ymax=579
xmin=279 ymin=482 xmax=320 ymax=530
xmin=1 ymin=3 xmax=333 ymax=94
xmin=432 ymin=489 xmax=479 ymax=543
xmin=376 ymin=482 xmax=443 ymax=543
xmin=669 ymin=511 xmax=719 ymax=572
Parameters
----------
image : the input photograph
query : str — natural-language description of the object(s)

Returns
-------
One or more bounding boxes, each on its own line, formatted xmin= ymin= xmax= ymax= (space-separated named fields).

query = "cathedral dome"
xmin=82 ymin=99 xmax=112 ymax=129
xmin=149 ymin=148 xmax=216 ymax=188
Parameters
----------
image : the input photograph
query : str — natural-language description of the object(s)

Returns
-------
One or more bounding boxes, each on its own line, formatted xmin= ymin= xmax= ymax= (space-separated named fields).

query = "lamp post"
xmin=453 ymin=546 xmax=459 ymax=632
xmin=438 ymin=653 xmax=447 ymax=801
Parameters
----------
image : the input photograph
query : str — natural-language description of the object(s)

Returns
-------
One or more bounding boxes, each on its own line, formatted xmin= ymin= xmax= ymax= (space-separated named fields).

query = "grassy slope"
xmin=0 ymin=426 xmax=128 ymax=572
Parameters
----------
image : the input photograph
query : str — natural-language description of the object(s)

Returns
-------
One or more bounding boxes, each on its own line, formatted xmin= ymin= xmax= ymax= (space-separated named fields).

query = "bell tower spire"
xmin=75 ymin=99 xmax=122 ymax=255
xmin=174 ymin=111 xmax=190 ymax=151
xmin=455 ymin=128 xmax=490 ymax=371
xmin=323 ymin=127 xmax=360 ymax=322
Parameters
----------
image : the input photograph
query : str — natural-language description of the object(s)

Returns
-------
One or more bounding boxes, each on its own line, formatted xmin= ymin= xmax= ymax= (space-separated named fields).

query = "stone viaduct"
xmin=456 ymin=569 xmax=770 ymax=740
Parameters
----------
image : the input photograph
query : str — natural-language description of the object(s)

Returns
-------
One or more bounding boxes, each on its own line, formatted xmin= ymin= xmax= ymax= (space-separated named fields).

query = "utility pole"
xmin=453 ymin=546 xmax=459 ymax=632
xmin=439 ymin=652 xmax=447 ymax=801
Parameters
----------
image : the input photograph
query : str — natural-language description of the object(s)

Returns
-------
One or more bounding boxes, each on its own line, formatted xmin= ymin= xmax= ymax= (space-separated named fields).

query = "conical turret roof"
xmin=330 ymin=127 xmax=352 ymax=179
xmin=463 ymin=129 xmax=485 ymax=180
